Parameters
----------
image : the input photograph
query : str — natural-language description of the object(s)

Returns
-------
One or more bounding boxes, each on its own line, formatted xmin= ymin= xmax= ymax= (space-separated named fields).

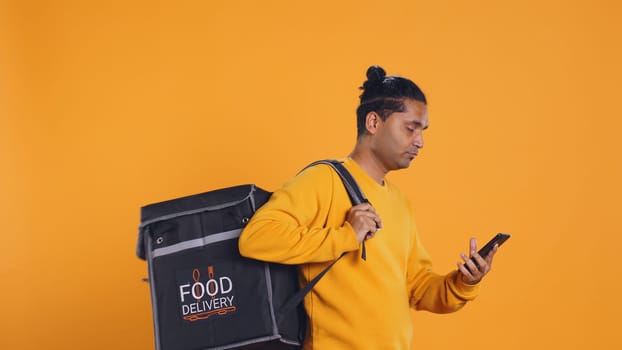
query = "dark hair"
xmin=356 ymin=65 xmax=427 ymax=137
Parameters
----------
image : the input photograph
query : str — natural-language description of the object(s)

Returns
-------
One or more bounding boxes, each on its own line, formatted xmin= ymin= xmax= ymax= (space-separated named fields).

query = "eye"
xmin=406 ymin=126 xmax=415 ymax=133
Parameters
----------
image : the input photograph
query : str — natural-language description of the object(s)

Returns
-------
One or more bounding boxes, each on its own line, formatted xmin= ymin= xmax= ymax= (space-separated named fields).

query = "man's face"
xmin=369 ymin=98 xmax=428 ymax=171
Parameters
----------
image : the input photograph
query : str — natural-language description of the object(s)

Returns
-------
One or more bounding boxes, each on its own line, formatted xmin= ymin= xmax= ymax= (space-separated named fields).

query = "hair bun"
xmin=366 ymin=65 xmax=386 ymax=84
xmin=360 ymin=65 xmax=387 ymax=94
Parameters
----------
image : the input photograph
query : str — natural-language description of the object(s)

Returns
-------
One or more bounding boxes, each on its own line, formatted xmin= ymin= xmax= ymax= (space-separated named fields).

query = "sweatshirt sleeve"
xmin=406 ymin=212 xmax=480 ymax=313
xmin=238 ymin=164 xmax=360 ymax=264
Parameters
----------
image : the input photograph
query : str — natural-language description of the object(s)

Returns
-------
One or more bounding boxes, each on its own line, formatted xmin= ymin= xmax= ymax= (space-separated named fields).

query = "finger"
xmin=360 ymin=204 xmax=382 ymax=227
xmin=364 ymin=222 xmax=377 ymax=240
xmin=347 ymin=205 xmax=369 ymax=219
xmin=360 ymin=215 xmax=379 ymax=231
xmin=484 ymin=244 xmax=498 ymax=268
xmin=456 ymin=262 xmax=481 ymax=284
xmin=457 ymin=262 xmax=472 ymax=279
xmin=461 ymin=253 xmax=480 ymax=278
xmin=356 ymin=211 xmax=381 ymax=224
xmin=373 ymin=215 xmax=383 ymax=229
xmin=353 ymin=202 xmax=374 ymax=212
xmin=355 ymin=203 xmax=382 ymax=226
xmin=472 ymin=253 xmax=489 ymax=274
xmin=470 ymin=238 xmax=477 ymax=256
xmin=468 ymin=238 xmax=486 ymax=273
xmin=353 ymin=209 xmax=382 ymax=229
xmin=364 ymin=212 xmax=381 ymax=229
xmin=366 ymin=217 xmax=379 ymax=233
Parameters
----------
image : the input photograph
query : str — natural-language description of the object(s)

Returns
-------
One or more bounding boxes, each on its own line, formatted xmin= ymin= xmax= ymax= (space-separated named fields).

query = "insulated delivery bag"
xmin=136 ymin=160 xmax=368 ymax=350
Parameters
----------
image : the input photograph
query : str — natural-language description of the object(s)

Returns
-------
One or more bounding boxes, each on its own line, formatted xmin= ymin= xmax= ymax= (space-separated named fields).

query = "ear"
xmin=365 ymin=111 xmax=381 ymax=134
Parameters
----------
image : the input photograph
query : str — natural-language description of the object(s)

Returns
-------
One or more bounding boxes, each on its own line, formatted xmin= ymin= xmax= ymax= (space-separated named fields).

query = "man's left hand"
xmin=457 ymin=238 xmax=498 ymax=285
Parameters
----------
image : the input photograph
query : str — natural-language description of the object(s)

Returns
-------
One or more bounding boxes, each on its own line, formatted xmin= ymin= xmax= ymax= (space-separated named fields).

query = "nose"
xmin=413 ymin=131 xmax=424 ymax=149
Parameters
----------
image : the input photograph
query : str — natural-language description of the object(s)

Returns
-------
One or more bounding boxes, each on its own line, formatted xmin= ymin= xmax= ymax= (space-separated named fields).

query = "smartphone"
xmin=463 ymin=233 xmax=510 ymax=269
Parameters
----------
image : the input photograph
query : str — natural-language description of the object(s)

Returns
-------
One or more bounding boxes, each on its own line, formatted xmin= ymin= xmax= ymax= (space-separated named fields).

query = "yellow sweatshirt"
xmin=239 ymin=158 xmax=479 ymax=349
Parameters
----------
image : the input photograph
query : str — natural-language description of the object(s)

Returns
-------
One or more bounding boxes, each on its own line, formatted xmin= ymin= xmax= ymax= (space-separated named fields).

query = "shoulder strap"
xmin=304 ymin=160 xmax=368 ymax=206
xmin=277 ymin=159 xmax=368 ymax=321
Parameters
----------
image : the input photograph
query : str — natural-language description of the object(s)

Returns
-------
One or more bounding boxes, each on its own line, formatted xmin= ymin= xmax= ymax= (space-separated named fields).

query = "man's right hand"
xmin=345 ymin=203 xmax=382 ymax=243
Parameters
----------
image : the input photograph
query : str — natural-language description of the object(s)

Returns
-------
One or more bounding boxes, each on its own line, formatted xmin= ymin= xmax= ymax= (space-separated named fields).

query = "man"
xmin=239 ymin=66 xmax=499 ymax=349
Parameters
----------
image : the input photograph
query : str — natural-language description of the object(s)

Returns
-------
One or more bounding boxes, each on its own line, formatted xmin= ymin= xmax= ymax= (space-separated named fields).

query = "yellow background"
xmin=1 ymin=0 xmax=621 ymax=349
